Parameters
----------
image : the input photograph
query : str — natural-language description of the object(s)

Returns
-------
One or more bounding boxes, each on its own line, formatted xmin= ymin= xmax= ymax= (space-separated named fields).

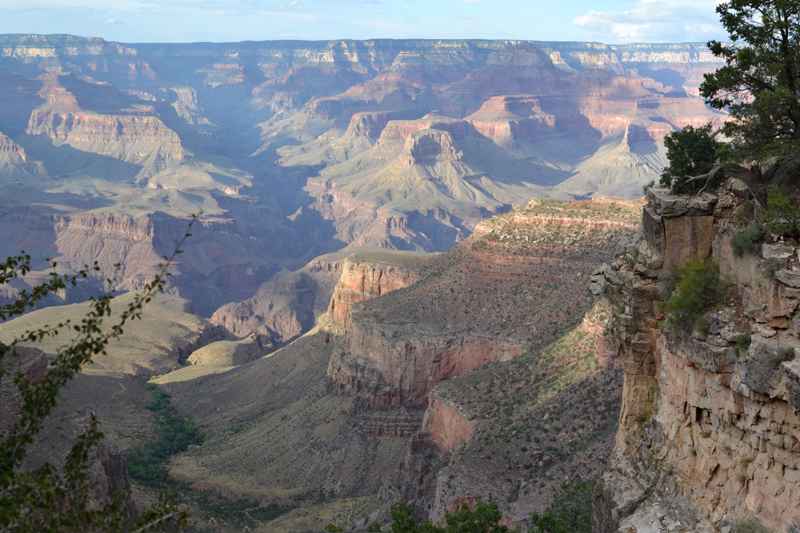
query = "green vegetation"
xmin=764 ymin=186 xmax=800 ymax=238
xmin=702 ymin=1 xmax=800 ymax=159
xmin=381 ymin=482 xmax=593 ymax=533
xmin=665 ymin=260 xmax=725 ymax=331
xmin=183 ymin=491 xmax=289 ymax=531
xmin=529 ymin=481 xmax=593 ymax=533
xmin=0 ymin=218 xmax=195 ymax=532
xmin=127 ymin=385 xmax=293 ymax=530
xmin=387 ymin=501 xmax=510 ymax=533
xmin=732 ymin=223 xmax=765 ymax=257
xmin=128 ymin=385 xmax=203 ymax=486
xmin=732 ymin=517 xmax=771 ymax=533
xmin=661 ymin=1 xmax=800 ymax=192
xmin=660 ymin=124 xmax=723 ymax=193
xmin=731 ymin=187 xmax=800 ymax=256
xmin=735 ymin=334 xmax=752 ymax=356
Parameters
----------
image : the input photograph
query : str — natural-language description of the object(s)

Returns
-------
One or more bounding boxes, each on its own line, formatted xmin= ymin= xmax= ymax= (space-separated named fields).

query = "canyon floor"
xmin=0 ymin=197 xmax=640 ymax=531
xmin=156 ymin=198 xmax=640 ymax=531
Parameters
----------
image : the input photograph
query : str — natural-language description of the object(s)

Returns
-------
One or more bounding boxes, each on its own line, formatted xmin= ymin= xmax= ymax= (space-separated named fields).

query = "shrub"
xmin=127 ymin=384 xmax=203 ymax=486
xmin=0 ymin=217 xmax=195 ymax=532
xmin=660 ymin=124 xmax=722 ymax=194
xmin=734 ymin=334 xmax=752 ymax=356
xmin=732 ymin=223 xmax=764 ymax=257
xmin=664 ymin=260 xmax=724 ymax=331
xmin=529 ymin=481 xmax=593 ymax=533
xmin=731 ymin=518 xmax=771 ymax=533
xmin=387 ymin=501 xmax=510 ymax=533
xmin=764 ymin=186 xmax=800 ymax=239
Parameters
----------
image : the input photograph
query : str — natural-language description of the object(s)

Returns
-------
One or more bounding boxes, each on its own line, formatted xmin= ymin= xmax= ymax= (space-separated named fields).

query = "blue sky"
xmin=0 ymin=0 xmax=725 ymax=44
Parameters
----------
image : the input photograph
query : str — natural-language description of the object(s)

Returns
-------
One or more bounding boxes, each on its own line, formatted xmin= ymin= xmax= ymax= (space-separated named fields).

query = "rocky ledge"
xmin=594 ymin=180 xmax=800 ymax=532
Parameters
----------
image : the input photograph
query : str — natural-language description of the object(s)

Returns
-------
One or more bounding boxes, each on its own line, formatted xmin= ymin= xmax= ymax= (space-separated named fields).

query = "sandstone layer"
xmin=595 ymin=180 xmax=800 ymax=532
xmin=0 ymin=35 xmax=725 ymax=319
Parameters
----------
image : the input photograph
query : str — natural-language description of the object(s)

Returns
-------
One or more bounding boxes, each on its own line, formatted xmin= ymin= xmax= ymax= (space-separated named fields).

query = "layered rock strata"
xmin=327 ymin=250 xmax=432 ymax=330
xmin=595 ymin=181 xmax=800 ymax=532
xmin=328 ymin=198 xmax=641 ymax=410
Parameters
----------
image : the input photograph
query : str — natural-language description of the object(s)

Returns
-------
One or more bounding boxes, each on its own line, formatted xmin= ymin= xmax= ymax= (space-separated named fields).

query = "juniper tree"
xmin=702 ymin=0 xmax=800 ymax=159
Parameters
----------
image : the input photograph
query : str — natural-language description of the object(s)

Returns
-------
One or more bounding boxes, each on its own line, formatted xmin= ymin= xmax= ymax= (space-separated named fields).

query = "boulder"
xmin=762 ymin=243 xmax=795 ymax=261
xmin=775 ymin=269 xmax=800 ymax=289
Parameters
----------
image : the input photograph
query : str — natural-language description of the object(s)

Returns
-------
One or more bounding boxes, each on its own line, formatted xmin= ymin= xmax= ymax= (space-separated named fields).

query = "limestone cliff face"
xmin=0 ymin=131 xmax=27 ymax=163
xmin=23 ymin=73 xmax=183 ymax=170
xmin=0 ymin=131 xmax=42 ymax=177
xmin=595 ymin=181 xmax=800 ymax=532
xmin=329 ymin=323 xmax=523 ymax=408
xmin=27 ymin=109 xmax=183 ymax=168
xmin=328 ymin=251 xmax=427 ymax=330
xmin=54 ymin=212 xmax=162 ymax=290
xmin=210 ymin=270 xmax=317 ymax=344
xmin=422 ymin=392 xmax=476 ymax=454
xmin=52 ymin=211 xmax=283 ymax=315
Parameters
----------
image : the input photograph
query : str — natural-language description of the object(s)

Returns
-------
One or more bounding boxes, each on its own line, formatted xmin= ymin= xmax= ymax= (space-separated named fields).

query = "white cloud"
xmin=574 ymin=0 xmax=725 ymax=43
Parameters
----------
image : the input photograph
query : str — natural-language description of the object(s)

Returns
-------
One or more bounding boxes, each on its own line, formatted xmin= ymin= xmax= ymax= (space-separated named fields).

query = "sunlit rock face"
xmin=595 ymin=180 xmax=800 ymax=532
xmin=0 ymin=35 xmax=720 ymax=317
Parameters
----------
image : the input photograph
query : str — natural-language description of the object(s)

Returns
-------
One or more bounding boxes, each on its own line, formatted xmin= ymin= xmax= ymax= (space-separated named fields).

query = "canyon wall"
xmin=328 ymin=199 xmax=641 ymax=412
xmin=327 ymin=250 xmax=430 ymax=330
xmin=595 ymin=180 xmax=800 ymax=532
xmin=163 ymin=199 xmax=641 ymax=530
xmin=0 ymin=35 xmax=725 ymax=316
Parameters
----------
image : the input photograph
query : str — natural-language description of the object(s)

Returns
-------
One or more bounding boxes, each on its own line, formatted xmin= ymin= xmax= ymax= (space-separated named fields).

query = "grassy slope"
xmin=0 ymin=292 xmax=207 ymax=375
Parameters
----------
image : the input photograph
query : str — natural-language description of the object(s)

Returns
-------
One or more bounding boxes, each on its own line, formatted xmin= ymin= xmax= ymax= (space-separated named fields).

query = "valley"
xmin=0 ymin=33 xmax=732 ymax=532
xmin=0 ymin=36 xmax=721 ymax=319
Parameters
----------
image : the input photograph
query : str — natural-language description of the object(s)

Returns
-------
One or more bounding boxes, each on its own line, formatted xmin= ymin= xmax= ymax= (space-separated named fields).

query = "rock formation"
xmin=0 ymin=35 xmax=726 ymax=316
xmin=163 ymin=198 xmax=641 ymax=530
xmin=594 ymin=181 xmax=800 ymax=532
xmin=327 ymin=250 xmax=432 ymax=330
xmin=26 ymin=74 xmax=183 ymax=172
xmin=0 ymin=131 xmax=42 ymax=178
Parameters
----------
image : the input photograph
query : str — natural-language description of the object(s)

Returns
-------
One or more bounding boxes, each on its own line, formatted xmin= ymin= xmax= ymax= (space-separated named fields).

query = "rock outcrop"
xmin=328 ymin=198 xmax=640 ymax=410
xmin=26 ymin=75 xmax=183 ymax=171
xmin=327 ymin=250 xmax=431 ymax=330
xmin=595 ymin=181 xmax=800 ymax=532
xmin=27 ymin=109 xmax=183 ymax=167
xmin=0 ymin=131 xmax=42 ymax=177
xmin=162 ymin=199 xmax=640 ymax=530
xmin=210 ymin=270 xmax=317 ymax=344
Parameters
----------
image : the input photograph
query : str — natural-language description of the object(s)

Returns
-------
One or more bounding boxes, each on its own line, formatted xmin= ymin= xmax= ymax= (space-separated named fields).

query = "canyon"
xmin=158 ymin=197 xmax=640 ymax=530
xmin=0 ymin=35 xmax=722 ymax=320
xmin=4 ymin=33 xmax=775 ymax=532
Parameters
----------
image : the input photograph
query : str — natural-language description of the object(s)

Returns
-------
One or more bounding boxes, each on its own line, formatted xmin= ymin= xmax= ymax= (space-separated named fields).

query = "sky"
xmin=0 ymin=0 xmax=726 ymax=44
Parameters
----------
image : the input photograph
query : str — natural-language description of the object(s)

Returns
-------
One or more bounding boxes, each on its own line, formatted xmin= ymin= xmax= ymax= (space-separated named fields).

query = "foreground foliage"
xmin=387 ymin=502 xmax=509 ymax=533
xmin=0 ymin=218 xmax=195 ymax=532
xmin=376 ymin=481 xmax=593 ymax=533
xmin=660 ymin=124 xmax=724 ymax=194
xmin=529 ymin=481 xmax=593 ymax=533
xmin=763 ymin=186 xmax=800 ymax=238
xmin=702 ymin=0 xmax=800 ymax=159
xmin=665 ymin=260 xmax=725 ymax=332
xmin=732 ymin=222 xmax=765 ymax=257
